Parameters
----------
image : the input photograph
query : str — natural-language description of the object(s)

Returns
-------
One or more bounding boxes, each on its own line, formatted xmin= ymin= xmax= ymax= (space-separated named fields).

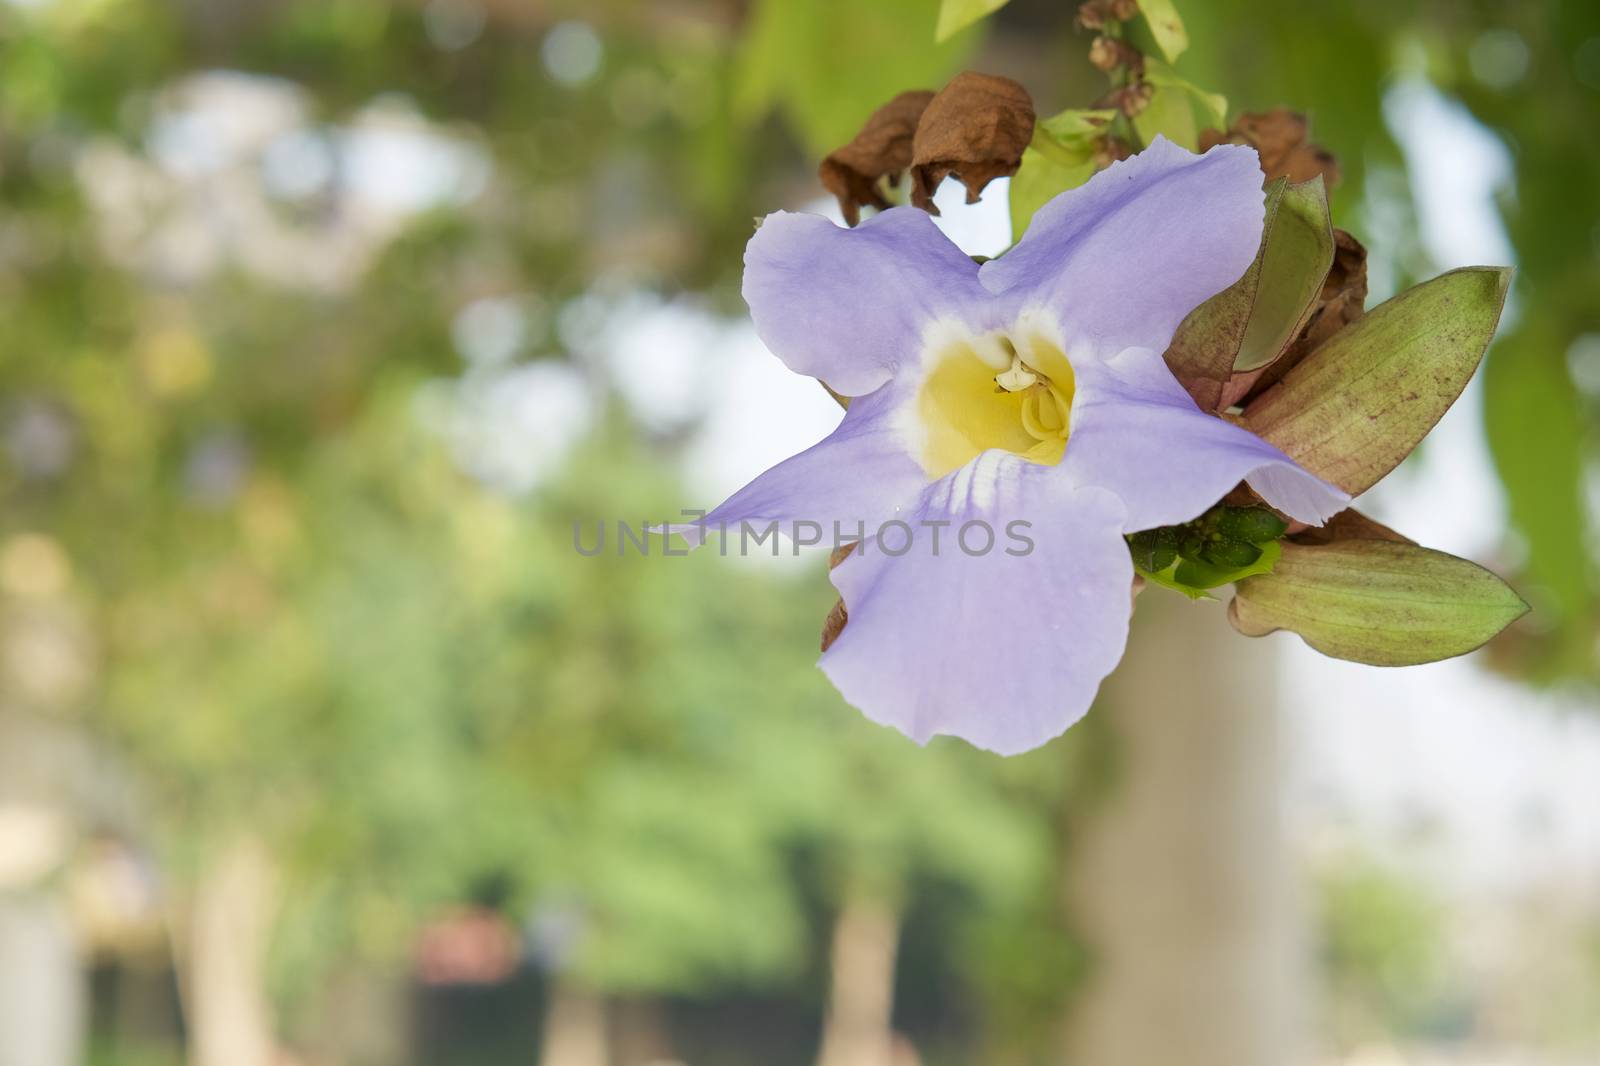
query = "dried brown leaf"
xmin=911 ymin=72 xmax=1036 ymax=214
xmin=820 ymin=90 xmax=936 ymax=227
xmin=1200 ymin=108 xmax=1340 ymax=187
xmin=820 ymin=597 xmax=849 ymax=652
xmin=819 ymin=541 xmax=859 ymax=652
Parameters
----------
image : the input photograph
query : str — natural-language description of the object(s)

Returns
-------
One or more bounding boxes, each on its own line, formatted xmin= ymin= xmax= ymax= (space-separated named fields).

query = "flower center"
xmin=914 ymin=328 xmax=1075 ymax=479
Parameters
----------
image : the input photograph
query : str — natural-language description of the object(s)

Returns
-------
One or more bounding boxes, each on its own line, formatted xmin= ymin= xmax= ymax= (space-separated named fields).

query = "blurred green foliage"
xmin=1317 ymin=858 xmax=1448 ymax=1043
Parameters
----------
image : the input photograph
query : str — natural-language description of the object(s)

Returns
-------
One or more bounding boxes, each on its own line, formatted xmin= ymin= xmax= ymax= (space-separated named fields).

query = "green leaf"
xmin=1137 ymin=0 xmax=1189 ymax=63
xmin=1229 ymin=541 xmax=1529 ymax=667
xmin=1133 ymin=85 xmax=1199 ymax=150
xmin=1140 ymin=57 xmax=1226 ymax=130
xmin=1483 ymin=320 xmax=1591 ymax=626
xmin=1164 ymin=177 xmax=1333 ymax=404
xmin=936 ymin=0 xmax=1010 ymax=41
xmin=1137 ymin=539 xmax=1281 ymax=600
xmin=1242 ymin=266 xmax=1512 ymax=495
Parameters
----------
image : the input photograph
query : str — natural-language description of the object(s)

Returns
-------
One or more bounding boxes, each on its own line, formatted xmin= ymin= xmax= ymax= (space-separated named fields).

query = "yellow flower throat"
xmin=915 ymin=331 xmax=1075 ymax=479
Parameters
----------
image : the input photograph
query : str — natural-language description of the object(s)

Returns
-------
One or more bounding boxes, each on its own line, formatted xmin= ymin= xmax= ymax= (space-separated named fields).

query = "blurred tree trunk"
xmin=0 ymin=708 xmax=85 ymax=1066
xmin=815 ymin=893 xmax=900 ymax=1066
xmin=613 ymin=998 xmax=674 ymax=1065
xmin=539 ymin=978 xmax=609 ymax=1066
xmin=0 ymin=894 xmax=83 ymax=1066
xmin=1060 ymin=595 xmax=1308 ymax=1066
xmin=183 ymin=834 xmax=281 ymax=1066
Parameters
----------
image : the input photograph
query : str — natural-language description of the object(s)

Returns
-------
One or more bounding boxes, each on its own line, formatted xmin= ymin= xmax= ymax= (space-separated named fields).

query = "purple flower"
xmin=695 ymin=137 xmax=1349 ymax=755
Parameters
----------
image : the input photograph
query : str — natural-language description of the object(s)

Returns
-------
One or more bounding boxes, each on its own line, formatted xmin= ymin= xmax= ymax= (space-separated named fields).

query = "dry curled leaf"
xmin=1200 ymin=108 xmax=1340 ymax=187
xmin=819 ymin=541 xmax=858 ymax=653
xmin=911 ymin=72 xmax=1035 ymax=214
xmin=820 ymin=597 xmax=849 ymax=652
xmin=819 ymin=90 xmax=936 ymax=227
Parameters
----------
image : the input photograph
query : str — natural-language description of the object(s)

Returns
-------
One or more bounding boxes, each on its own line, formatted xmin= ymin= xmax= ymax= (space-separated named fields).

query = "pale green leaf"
xmin=1243 ymin=266 xmax=1512 ymax=495
xmin=1008 ymin=142 xmax=1093 ymax=240
xmin=936 ymin=0 xmax=1010 ymax=41
xmin=1230 ymin=541 xmax=1528 ymax=667
xmin=1133 ymin=86 xmax=1198 ymax=150
xmin=1141 ymin=57 xmax=1226 ymax=128
xmin=1008 ymin=111 xmax=1113 ymax=237
xmin=1138 ymin=0 xmax=1189 ymax=63
xmin=1037 ymin=107 xmax=1118 ymax=144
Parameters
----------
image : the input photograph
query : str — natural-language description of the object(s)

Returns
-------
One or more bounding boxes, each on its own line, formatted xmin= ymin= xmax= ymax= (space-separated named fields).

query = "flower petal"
xmin=683 ymin=384 xmax=925 ymax=547
xmin=743 ymin=207 xmax=993 ymax=397
xmin=1064 ymin=347 xmax=1349 ymax=530
xmin=820 ymin=451 xmax=1132 ymax=755
xmin=979 ymin=137 xmax=1266 ymax=359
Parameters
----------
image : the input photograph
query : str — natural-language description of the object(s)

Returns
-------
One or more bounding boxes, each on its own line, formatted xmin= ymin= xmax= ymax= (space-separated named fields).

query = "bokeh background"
xmin=0 ymin=1 xmax=1597 ymax=1065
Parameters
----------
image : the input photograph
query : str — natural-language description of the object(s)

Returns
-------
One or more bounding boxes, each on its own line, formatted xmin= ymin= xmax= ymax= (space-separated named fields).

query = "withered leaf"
xmin=819 ymin=541 xmax=858 ymax=653
xmin=911 ymin=71 xmax=1036 ymax=214
xmin=820 ymin=90 xmax=936 ymax=227
xmin=1200 ymin=108 xmax=1340 ymax=187
xmin=820 ymin=598 xmax=849 ymax=652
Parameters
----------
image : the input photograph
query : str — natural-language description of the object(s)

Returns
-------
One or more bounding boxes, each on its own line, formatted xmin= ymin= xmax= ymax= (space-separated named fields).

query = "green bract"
xmin=1166 ymin=176 xmax=1334 ymax=408
xmin=1243 ymin=266 xmax=1513 ymax=496
xmin=1230 ymin=541 xmax=1530 ymax=666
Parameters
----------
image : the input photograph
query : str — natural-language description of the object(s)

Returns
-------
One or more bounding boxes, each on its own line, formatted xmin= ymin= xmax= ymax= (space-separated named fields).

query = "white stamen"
xmin=994 ymin=352 xmax=1038 ymax=392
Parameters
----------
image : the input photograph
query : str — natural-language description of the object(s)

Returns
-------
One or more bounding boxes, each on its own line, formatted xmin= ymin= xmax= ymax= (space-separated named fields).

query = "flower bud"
xmin=1215 ymin=506 xmax=1288 ymax=544
xmin=1200 ymin=538 xmax=1263 ymax=568
xmin=1128 ymin=527 xmax=1179 ymax=572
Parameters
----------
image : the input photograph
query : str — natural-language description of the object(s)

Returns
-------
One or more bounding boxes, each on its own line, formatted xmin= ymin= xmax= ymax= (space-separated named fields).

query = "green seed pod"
xmin=1200 ymin=537 xmax=1263 ymax=568
xmin=1215 ymin=506 xmax=1288 ymax=544
xmin=1129 ymin=527 xmax=1179 ymax=572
